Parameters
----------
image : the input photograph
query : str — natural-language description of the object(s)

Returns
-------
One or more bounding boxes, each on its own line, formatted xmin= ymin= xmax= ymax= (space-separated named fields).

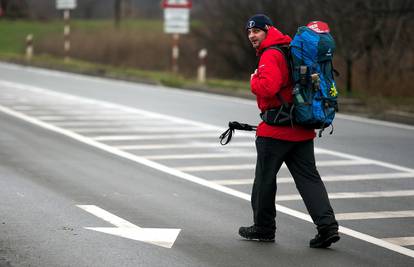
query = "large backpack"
xmin=260 ymin=21 xmax=339 ymax=136
xmin=289 ymin=21 xmax=339 ymax=136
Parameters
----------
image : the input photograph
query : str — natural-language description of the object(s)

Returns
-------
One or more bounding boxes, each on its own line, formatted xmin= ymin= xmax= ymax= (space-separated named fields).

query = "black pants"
xmin=252 ymin=137 xmax=338 ymax=232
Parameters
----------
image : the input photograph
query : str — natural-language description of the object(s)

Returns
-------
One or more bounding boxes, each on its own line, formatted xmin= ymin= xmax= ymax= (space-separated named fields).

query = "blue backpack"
xmin=290 ymin=21 xmax=339 ymax=136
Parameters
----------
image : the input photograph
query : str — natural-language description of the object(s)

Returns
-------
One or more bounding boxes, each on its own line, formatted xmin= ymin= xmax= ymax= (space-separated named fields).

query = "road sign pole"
xmin=162 ymin=0 xmax=192 ymax=74
xmin=56 ymin=0 xmax=76 ymax=62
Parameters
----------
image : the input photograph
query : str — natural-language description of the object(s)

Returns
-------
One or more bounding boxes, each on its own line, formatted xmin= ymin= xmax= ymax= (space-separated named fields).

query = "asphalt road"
xmin=0 ymin=62 xmax=413 ymax=266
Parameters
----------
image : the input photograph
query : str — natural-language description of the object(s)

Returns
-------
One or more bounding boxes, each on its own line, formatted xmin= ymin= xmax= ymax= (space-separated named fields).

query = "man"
xmin=238 ymin=14 xmax=340 ymax=248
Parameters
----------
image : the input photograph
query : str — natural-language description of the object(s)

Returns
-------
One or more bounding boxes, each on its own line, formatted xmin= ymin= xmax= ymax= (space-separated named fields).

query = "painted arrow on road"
xmin=77 ymin=205 xmax=181 ymax=248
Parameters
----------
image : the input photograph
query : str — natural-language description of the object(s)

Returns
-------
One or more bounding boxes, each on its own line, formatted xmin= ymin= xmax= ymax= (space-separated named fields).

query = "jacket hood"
xmin=257 ymin=26 xmax=292 ymax=53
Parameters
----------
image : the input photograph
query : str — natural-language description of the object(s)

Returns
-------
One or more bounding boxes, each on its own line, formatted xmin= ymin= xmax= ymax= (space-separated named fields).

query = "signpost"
xmin=162 ymin=0 xmax=192 ymax=73
xmin=56 ymin=0 xmax=77 ymax=62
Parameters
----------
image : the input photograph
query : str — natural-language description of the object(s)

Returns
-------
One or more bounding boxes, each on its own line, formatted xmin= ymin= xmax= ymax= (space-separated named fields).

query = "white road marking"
xmin=24 ymin=105 xmax=123 ymax=111
xmin=78 ymin=205 xmax=138 ymax=228
xmin=0 ymin=80 xmax=221 ymax=132
xmin=314 ymin=147 xmax=414 ymax=174
xmin=277 ymin=190 xmax=414 ymax=201
xmin=141 ymin=148 xmax=325 ymax=159
xmin=0 ymin=80 xmax=413 ymax=258
xmin=178 ymin=164 xmax=255 ymax=172
xmin=0 ymin=95 xmax=17 ymax=99
xmin=71 ymin=127 xmax=207 ymax=133
xmin=213 ymin=172 xmax=414 ymax=185
xmin=35 ymin=115 xmax=67 ymax=120
xmin=36 ymin=115 xmax=146 ymax=121
xmin=382 ymin=237 xmax=414 ymax=246
xmin=336 ymin=210 xmax=414 ymax=220
xmin=53 ymin=120 xmax=184 ymax=127
xmin=116 ymin=142 xmax=254 ymax=150
xmin=176 ymin=160 xmax=371 ymax=172
xmin=0 ymin=80 xmax=236 ymax=133
xmin=94 ymin=133 xmax=227 ymax=141
xmin=145 ymin=152 xmax=258 ymax=160
xmin=77 ymin=205 xmax=181 ymax=248
xmin=24 ymin=110 xmax=121 ymax=115
xmin=335 ymin=113 xmax=414 ymax=131
xmin=315 ymin=172 xmax=414 ymax=182
xmin=11 ymin=105 xmax=33 ymax=110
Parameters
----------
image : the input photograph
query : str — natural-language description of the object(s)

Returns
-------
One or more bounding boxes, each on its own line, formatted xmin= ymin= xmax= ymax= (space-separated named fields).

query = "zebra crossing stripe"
xmin=277 ymin=190 xmax=414 ymax=201
xmin=336 ymin=210 xmax=414 ymax=220
xmin=212 ymin=172 xmax=414 ymax=185
xmin=382 ymin=237 xmax=414 ymax=247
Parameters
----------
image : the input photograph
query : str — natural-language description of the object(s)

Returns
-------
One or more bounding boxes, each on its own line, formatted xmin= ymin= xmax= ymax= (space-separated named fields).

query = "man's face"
xmin=247 ymin=27 xmax=267 ymax=49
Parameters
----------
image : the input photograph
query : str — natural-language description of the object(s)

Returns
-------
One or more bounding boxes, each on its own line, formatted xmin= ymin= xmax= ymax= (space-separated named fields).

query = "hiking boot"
xmin=239 ymin=225 xmax=275 ymax=242
xmin=309 ymin=228 xmax=340 ymax=248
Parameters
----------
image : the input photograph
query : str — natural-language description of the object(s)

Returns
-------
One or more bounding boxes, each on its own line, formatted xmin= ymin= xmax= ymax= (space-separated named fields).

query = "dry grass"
xmin=35 ymin=27 xmax=202 ymax=78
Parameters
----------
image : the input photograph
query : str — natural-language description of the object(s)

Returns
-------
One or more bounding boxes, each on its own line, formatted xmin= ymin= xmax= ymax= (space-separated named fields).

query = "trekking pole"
xmin=219 ymin=121 xmax=257 ymax=145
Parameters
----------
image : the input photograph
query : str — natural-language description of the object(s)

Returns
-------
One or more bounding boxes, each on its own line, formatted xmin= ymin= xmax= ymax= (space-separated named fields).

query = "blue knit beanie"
xmin=245 ymin=14 xmax=274 ymax=31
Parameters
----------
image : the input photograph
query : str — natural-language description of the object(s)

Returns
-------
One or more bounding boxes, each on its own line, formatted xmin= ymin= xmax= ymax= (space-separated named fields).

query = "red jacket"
xmin=251 ymin=26 xmax=315 ymax=141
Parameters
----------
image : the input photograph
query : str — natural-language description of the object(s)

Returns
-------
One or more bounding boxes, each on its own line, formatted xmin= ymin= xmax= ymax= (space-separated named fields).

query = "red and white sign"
xmin=162 ymin=0 xmax=192 ymax=34
xmin=56 ymin=0 xmax=77 ymax=10
xmin=162 ymin=0 xmax=192 ymax=9
xmin=307 ymin=21 xmax=330 ymax=33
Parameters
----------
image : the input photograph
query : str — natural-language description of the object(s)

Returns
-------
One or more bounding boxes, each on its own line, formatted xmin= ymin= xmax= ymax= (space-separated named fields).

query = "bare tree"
xmin=310 ymin=0 xmax=414 ymax=93
xmin=1 ymin=0 xmax=29 ymax=18
xmin=83 ymin=0 xmax=100 ymax=19
xmin=114 ymin=0 xmax=122 ymax=28
xmin=197 ymin=0 xmax=300 ymax=78
xmin=366 ymin=0 xmax=414 ymax=86
xmin=307 ymin=0 xmax=372 ymax=93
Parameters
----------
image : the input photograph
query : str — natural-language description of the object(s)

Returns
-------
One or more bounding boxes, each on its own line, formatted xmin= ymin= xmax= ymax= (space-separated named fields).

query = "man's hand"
xmin=251 ymin=69 xmax=258 ymax=81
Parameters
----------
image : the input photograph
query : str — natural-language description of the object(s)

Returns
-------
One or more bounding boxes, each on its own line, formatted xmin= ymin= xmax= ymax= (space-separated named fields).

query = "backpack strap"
xmin=265 ymin=45 xmax=290 ymax=66
xmin=262 ymin=45 xmax=292 ymax=78
xmin=257 ymin=45 xmax=295 ymax=127
xmin=259 ymin=45 xmax=292 ymax=106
